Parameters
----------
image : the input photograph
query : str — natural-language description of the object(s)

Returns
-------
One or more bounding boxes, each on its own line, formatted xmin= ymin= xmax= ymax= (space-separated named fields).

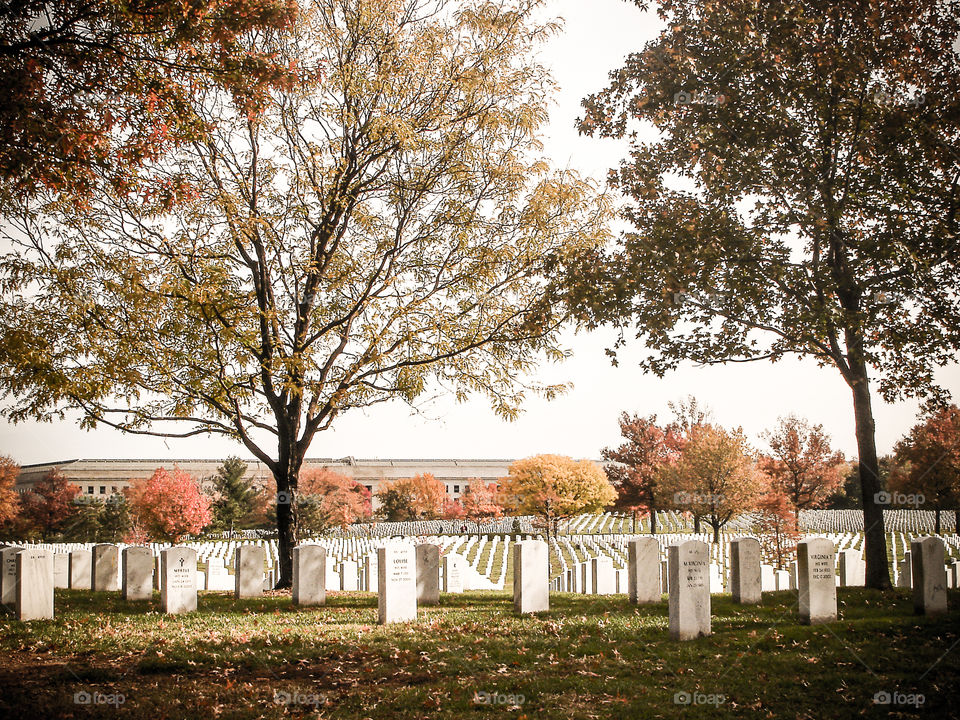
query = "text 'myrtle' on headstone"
xmin=161 ymin=546 xmax=197 ymax=614
xmin=797 ymin=538 xmax=837 ymax=625
xmin=378 ymin=544 xmax=417 ymax=624
xmin=668 ymin=540 xmax=711 ymax=640
xmin=513 ymin=540 xmax=549 ymax=614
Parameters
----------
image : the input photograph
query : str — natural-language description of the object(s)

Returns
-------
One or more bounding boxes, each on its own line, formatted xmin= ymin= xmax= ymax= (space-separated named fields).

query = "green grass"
xmin=1 ymin=588 xmax=958 ymax=719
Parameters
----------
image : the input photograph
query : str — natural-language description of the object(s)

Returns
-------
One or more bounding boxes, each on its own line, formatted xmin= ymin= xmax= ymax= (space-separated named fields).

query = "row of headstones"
xmin=520 ymin=536 xmax=951 ymax=640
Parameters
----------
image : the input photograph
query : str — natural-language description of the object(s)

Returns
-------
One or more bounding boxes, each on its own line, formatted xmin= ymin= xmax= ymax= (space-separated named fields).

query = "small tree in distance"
xmin=661 ymin=425 xmax=764 ymax=544
xmin=889 ymin=405 xmax=960 ymax=534
xmin=756 ymin=486 xmax=800 ymax=570
xmin=761 ymin=415 xmax=847 ymax=524
xmin=376 ymin=474 xmax=448 ymax=522
xmin=501 ymin=455 xmax=616 ymax=539
xmin=20 ymin=468 xmax=79 ymax=540
xmin=209 ymin=457 xmax=260 ymax=535
xmin=126 ymin=467 xmax=211 ymax=543
xmin=602 ymin=413 xmax=683 ymax=534
xmin=0 ymin=456 xmax=19 ymax=527
xmin=297 ymin=468 xmax=372 ymax=537
xmin=460 ymin=479 xmax=504 ymax=532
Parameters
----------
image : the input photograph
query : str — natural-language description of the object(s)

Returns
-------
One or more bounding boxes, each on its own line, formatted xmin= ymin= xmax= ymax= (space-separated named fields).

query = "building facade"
xmin=15 ymin=457 xmax=513 ymax=502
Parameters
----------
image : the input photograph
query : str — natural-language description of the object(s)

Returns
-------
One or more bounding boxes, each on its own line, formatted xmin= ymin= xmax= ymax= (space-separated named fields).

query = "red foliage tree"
xmin=756 ymin=485 xmax=800 ymax=569
xmin=19 ymin=467 xmax=80 ymax=540
xmin=889 ymin=404 xmax=960 ymax=533
xmin=0 ymin=0 xmax=298 ymax=203
xmin=0 ymin=455 xmax=20 ymax=527
xmin=460 ymin=479 xmax=503 ymax=529
xmin=297 ymin=467 xmax=373 ymax=535
xmin=126 ymin=466 xmax=211 ymax=542
xmin=760 ymin=415 xmax=847 ymax=523
xmin=602 ymin=412 xmax=684 ymax=534
xmin=442 ymin=499 xmax=466 ymax=520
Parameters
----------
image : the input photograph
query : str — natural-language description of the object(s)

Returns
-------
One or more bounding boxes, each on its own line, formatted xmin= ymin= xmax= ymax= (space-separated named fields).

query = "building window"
xmin=87 ymin=486 xmax=94 ymax=494
xmin=454 ymin=485 xmax=460 ymax=494
xmin=99 ymin=486 xmax=106 ymax=494
xmin=365 ymin=485 xmax=373 ymax=493
xmin=111 ymin=486 xmax=117 ymax=493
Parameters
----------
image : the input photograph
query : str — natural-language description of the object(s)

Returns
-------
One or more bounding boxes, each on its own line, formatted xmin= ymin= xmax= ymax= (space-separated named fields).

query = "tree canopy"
xmin=0 ymin=0 xmax=298 ymax=203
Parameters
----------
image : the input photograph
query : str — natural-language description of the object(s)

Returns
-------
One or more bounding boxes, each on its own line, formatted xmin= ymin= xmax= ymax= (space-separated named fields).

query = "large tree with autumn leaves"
xmin=559 ymin=0 xmax=960 ymax=588
xmin=0 ymin=0 xmax=609 ymax=586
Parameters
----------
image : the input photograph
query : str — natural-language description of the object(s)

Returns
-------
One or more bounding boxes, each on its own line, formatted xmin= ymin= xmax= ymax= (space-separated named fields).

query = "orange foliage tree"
xmin=661 ymin=425 xmax=764 ymax=544
xmin=756 ymin=485 xmax=800 ymax=569
xmin=126 ymin=466 xmax=211 ymax=542
xmin=0 ymin=456 xmax=20 ymax=527
xmin=19 ymin=467 xmax=80 ymax=540
xmin=761 ymin=415 xmax=846 ymax=523
xmin=297 ymin=467 xmax=372 ymax=536
xmin=602 ymin=412 xmax=684 ymax=534
xmin=376 ymin=473 xmax=447 ymax=521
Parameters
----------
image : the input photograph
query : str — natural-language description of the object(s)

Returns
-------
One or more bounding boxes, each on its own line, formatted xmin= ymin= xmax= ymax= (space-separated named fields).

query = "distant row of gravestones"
xmin=0 ymin=537 xmax=951 ymax=638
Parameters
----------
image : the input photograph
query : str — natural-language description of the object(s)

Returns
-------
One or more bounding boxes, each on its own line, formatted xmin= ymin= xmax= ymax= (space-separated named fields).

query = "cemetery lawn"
xmin=1 ymin=589 xmax=958 ymax=719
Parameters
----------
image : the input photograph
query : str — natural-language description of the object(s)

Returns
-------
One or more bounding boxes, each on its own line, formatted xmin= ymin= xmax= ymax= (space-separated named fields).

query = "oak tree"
xmin=562 ymin=0 xmax=960 ymax=587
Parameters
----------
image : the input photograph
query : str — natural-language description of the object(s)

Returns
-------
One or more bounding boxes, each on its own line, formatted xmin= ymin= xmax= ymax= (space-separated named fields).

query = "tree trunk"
xmin=273 ymin=464 xmax=300 ymax=589
xmin=693 ymin=514 xmax=700 ymax=534
xmin=849 ymin=363 xmax=891 ymax=589
xmin=712 ymin=522 xmax=720 ymax=545
xmin=650 ymin=508 xmax=657 ymax=535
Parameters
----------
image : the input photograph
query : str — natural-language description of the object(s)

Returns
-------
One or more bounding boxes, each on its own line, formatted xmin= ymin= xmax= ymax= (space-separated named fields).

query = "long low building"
xmin=15 ymin=457 xmax=514 ymax=501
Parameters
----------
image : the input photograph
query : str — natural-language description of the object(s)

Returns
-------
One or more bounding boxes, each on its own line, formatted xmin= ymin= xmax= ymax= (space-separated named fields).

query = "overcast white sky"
xmin=2 ymin=0 xmax=957 ymax=467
